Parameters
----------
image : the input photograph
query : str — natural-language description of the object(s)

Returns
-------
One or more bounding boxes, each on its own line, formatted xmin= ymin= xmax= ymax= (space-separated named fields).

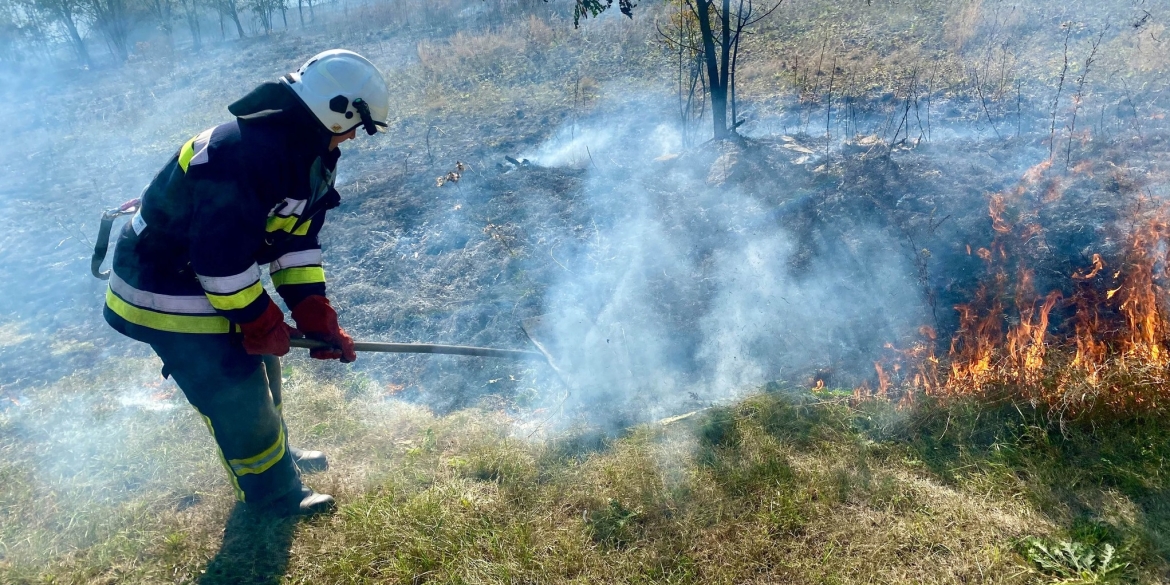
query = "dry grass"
xmin=6 ymin=367 xmax=1170 ymax=583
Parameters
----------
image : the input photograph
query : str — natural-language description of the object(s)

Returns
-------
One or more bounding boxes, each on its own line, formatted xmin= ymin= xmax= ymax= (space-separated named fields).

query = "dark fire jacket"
xmin=104 ymin=82 xmax=342 ymax=343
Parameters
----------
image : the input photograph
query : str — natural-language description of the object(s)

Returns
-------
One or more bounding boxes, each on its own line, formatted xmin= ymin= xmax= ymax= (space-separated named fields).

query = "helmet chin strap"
xmin=351 ymin=98 xmax=385 ymax=136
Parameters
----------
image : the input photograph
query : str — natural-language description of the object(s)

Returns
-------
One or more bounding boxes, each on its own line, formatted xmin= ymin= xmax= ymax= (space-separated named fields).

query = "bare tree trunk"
xmin=297 ymin=0 xmax=303 ymax=27
xmin=225 ymin=0 xmax=245 ymax=37
xmin=150 ymin=0 xmax=175 ymax=53
xmin=694 ymin=0 xmax=727 ymax=139
xmin=257 ymin=6 xmax=271 ymax=34
xmin=161 ymin=22 xmax=174 ymax=53
xmin=719 ymin=1 xmax=730 ymax=85
xmin=57 ymin=7 xmax=91 ymax=67
xmin=180 ymin=0 xmax=202 ymax=51
xmin=730 ymin=0 xmax=744 ymax=129
xmin=92 ymin=0 xmax=132 ymax=62
xmin=23 ymin=10 xmax=51 ymax=63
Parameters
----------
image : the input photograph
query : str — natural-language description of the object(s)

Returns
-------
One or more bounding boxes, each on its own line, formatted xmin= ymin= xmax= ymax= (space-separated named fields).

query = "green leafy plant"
xmin=1019 ymin=537 xmax=1129 ymax=584
xmin=587 ymin=499 xmax=642 ymax=548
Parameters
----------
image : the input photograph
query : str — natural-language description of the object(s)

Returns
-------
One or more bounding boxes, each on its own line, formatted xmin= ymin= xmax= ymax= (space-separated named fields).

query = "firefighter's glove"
xmin=291 ymin=295 xmax=357 ymax=363
xmin=240 ymin=300 xmax=299 ymax=356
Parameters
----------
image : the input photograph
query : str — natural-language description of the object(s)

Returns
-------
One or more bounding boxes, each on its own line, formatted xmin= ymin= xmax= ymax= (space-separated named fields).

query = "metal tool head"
xmin=520 ymin=310 xmax=646 ymax=392
xmin=521 ymin=313 xmax=574 ymax=381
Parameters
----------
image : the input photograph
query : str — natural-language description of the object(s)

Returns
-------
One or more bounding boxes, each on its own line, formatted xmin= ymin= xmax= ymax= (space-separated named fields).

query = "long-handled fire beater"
xmin=91 ymin=198 xmax=550 ymax=363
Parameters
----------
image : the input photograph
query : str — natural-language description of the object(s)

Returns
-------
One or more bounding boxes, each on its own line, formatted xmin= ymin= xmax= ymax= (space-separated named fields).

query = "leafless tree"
xmin=251 ymin=0 xmax=291 ymax=34
xmin=216 ymin=0 xmax=245 ymax=38
xmin=0 ymin=0 xmax=54 ymax=65
xmin=177 ymin=0 xmax=201 ymax=51
xmin=580 ymin=0 xmax=782 ymax=140
xmin=145 ymin=0 xmax=174 ymax=52
xmin=657 ymin=0 xmax=706 ymax=146
xmin=19 ymin=1 xmax=58 ymax=62
xmin=30 ymin=0 xmax=91 ymax=66
xmin=0 ymin=0 xmax=21 ymax=63
xmin=248 ymin=0 xmax=274 ymax=34
xmin=295 ymin=0 xmax=313 ymax=27
xmin=85 ymin=0 xmax=133 ymax=62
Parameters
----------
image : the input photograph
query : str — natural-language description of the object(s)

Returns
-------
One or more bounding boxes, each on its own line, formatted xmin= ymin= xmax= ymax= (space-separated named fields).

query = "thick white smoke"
xmin=519 ymin=98 xmax=927 ymax=429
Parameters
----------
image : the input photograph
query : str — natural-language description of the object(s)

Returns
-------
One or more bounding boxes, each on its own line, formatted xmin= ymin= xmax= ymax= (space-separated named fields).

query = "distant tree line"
xmin=0 ymin=0 xmax=563 ymax=69
xmin=0 ymin=0 xmax=318 ymax=66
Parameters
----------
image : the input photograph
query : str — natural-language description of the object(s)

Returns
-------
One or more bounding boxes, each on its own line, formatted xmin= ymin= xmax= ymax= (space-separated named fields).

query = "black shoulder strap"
xmin=91 ymin=199 xmax=140 ymax=280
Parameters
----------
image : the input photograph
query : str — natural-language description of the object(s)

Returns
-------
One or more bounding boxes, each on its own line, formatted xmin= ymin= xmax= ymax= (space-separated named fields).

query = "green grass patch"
xmin=6 ymin=373 xmax=1170 ymax=583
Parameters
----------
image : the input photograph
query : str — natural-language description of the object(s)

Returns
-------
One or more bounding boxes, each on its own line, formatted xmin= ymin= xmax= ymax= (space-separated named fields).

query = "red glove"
xmin=239 ymin=300 xmax=299 ymax=356
xmin=291 ymin=295 xmax=357 ymax=363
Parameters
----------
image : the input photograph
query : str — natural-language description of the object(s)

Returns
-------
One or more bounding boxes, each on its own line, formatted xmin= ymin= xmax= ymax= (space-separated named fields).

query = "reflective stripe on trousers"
xmin=150 ymin=336 xmax=300 ymax=504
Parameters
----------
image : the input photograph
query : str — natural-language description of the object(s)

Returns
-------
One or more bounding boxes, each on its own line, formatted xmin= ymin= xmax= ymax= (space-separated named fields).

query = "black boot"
xmin=291 ymin=447 xmax=328 ymax=473
xmin=261 ymin=486 xmax=336 ymax=517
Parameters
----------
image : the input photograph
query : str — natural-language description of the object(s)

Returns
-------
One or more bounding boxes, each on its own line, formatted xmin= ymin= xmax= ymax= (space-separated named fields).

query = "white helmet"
xmin=283 ymin=49 xmax=389 ymax=136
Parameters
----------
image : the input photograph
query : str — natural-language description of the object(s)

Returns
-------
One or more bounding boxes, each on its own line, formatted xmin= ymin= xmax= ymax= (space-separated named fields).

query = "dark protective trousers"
xmin=150 ymin=335 xmax=300 ymax=505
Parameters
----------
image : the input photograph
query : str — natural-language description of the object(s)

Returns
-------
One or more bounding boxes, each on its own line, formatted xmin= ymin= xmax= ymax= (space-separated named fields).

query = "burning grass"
xmin=855 ymin=155 xmax=1170 ymax=422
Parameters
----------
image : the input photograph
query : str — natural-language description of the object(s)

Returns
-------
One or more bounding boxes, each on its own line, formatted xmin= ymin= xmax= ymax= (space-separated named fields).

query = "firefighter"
xmin=103 ymin=49 xmax=389 ymax=516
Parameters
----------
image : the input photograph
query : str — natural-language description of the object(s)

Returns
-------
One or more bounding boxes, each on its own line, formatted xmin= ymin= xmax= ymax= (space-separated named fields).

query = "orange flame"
xmin=1006 ymin=285 xmax=1061 ymax=384
xmin=852 ymin=158 xmax=1170 ymax=415
xmin=1115 ymin=216 xmax=1169 ymax=363
xmin=948 ymin=284 xmax=1003 ymax=393
xmin=989 ymin=195 xmax=1012 ymax=234
xmin=1072 ymin=254 xmax=1105 ymax=281
xmin=1070 ymin=285 xmax=1107 ymax=383
xmin=874 ymin=361 xmax=891 ymax=398
xmin=1021 ymin=159 xmax=1052 ymax=185
xmin=932 ymin=160 xmax=1170 ymax=413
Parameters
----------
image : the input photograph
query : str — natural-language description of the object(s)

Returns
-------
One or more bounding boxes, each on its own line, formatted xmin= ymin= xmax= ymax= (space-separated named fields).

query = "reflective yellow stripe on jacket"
xmin=272 ymin=267 xmax=325 ymax=287
xmin=270 ymin=249 xmax=325 ymax=287
xmin=266 ymin=197 xmax=313 ymax=236
xmin=266 ymin=216 xmax=312 ymax=236
xmin=106 ymin=288 xmax=233 ymax=334
xmin=204 ymin=281 xmax=264 ymax=311
xmin=178 ymin=128 xmax=213 ymax=172
xmin=196 ymin=264 xmax=263 ymax=311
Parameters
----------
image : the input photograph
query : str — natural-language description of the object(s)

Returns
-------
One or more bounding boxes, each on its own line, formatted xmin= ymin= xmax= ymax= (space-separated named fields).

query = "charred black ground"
xmin=1 ymin=1 xmax=1168 ymax=424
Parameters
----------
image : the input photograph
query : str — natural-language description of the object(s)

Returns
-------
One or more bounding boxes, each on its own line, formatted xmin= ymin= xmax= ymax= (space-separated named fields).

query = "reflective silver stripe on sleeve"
xmin=189 ymin=128 xmax=213 ymax=167
xmin=109 ymin=273 xmax=217 ymax=314
xmin=274 ymin=198 xmax=307 ymax=218
xmin=196 ymin=263 xmax=261 ymax=294
xmin=131 ymin=211 xmax=146 ymax=235
xmin=270 ymin=249 xmax=323 ymax=272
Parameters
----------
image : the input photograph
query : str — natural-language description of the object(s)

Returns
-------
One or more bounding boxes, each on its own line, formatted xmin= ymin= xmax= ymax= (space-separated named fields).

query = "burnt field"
xmin=2 ymin=15 xmax=1170 ymax=421
xmin=0 ymin=0 xmax=1167 ymax=441
xmin=4 ymin=65 xmax=1170 ymax=426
